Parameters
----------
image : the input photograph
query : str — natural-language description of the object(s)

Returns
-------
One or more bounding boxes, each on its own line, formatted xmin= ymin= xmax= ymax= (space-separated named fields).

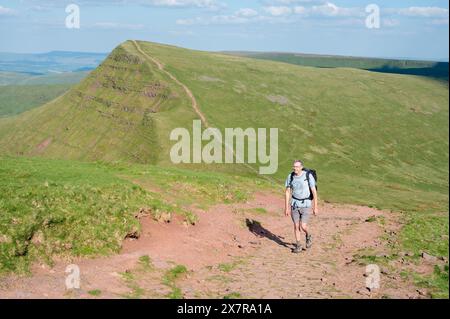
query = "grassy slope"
xmin=0 ymin=84 xmax=72 ymax=117
xmin=0 ymin=40 xmax=448 ymax=295
xmin=224 ymin=52 xmax=449 ymax=80
xmin=0 ymin=156 xmax=271 ymax=273
xmin=223 ymin=51 xmax=440 ymax=68
xmin=135 ymin=41 xmax=448 ymax=213
xmin=0 ymin=39 xmax=447 ymax=223
xmin=0 ymin=42 xmax=196 ymax=164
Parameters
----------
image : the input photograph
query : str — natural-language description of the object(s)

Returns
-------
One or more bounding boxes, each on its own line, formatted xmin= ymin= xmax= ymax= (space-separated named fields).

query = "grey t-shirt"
xmin=285 ymin=171 xmax=316 ymax=208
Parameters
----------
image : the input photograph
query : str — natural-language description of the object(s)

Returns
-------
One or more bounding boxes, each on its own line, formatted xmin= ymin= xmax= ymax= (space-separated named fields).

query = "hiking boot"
xmin=293 ymin=242 xmax=302 ymax=253
xmin=306 ymin=234 xmax=313 ymax=249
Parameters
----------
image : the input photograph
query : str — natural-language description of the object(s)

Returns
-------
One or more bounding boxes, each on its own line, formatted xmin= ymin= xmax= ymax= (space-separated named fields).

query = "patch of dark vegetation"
xmin=368 ymin=62 xmax=449 ymax=81
xmin=109 ymin=47 xmax=143 ymax=65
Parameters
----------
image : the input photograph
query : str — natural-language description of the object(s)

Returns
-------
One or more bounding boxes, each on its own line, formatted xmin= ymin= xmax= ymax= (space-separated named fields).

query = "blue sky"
xmin=0 ymin=0 xmax=448 ymax=60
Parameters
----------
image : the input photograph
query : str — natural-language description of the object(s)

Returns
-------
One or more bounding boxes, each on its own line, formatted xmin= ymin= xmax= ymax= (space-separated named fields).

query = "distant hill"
xmin=0 ymin=71 xmax=90 ymax=118
xmin=0 ymin=84 xmax=72 ymax=117
xmin=0 ymin=51 xmax=108 ymax=75
xmin=223 ymin=51 xmax=449 ymax=81
xmin=0 ymin=71 xmax=91 ymax=86
xmin=0 ymin=51 xmax=107 ymax=89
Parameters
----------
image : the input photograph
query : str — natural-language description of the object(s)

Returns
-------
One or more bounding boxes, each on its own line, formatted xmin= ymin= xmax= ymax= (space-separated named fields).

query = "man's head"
xmin=293 ymin=159 xmax=303 ymax=175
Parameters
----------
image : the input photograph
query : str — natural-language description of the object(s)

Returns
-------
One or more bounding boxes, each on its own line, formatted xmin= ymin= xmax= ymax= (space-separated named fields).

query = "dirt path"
xmin=0 ymin=192 xmax=425 ymax=299
xmin=132 ymin=40 xmax=209 ymax=127
xmin=132 ymin=40 xmax=278 ymax=184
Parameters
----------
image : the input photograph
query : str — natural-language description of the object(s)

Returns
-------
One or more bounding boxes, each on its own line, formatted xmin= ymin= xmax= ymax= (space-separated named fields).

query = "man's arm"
xmin=285 ymin=187 xmax=291 ymax=216
xmin=311 ymin=187 xmax=318 ymax=215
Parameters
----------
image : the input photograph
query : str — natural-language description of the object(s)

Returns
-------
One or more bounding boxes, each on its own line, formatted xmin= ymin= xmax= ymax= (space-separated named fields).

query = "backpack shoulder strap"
xmin=305 ymin=170 xmax=313 ymax=199
xmin=289 ymin=171 xmax=295 ymax=188
xmin=305 ymin=170 xmax=311 ymax=188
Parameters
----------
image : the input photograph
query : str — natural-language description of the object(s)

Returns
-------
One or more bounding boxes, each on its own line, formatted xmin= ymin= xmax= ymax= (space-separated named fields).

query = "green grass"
xmin=355 ymin=211 xmax=449 ymax=298
xmin=233 ymin=207 xmax=268 ymax=215
xmin=0 ymin=156 xmax=269 ymax=274
xmin=163 ymin=264 xmax=188 ymax=285
xmin=402 ymin=265 xmax=449 ymax=299
xmin=400 ymin=212 xmax=449 ymax=258
xmin=138 ymin=255 xmax=154 ymax=270
xmin=218 ymin=259 xmax=244 ymax=272
xmin=0 ymin=41 xmax=447 ymax=218
xmin=354 ymin=253 xmax=395 ymax=267
xmin=223 ymin=292 xmax=241 ymax=299
xmin=125 ymin=164 xmax=272 ymax=210
xmin=0 ymin=84 xmax=72 ymax=117
xmin=0 ymin=40 xmax=448 ymax=296
xmin=125 ymin=285 xmax=146 ymax=299
xmin=162 ymin=264 xmax=188 ymax=299
xmin=167 ymin=286 xmax=184 ymax=299
xmin=88 ymin=289 xmax=102 ymax=297
xmin=119 ymin=269 xmax=147 ymax=299
xmin=399 ymin=212 xmax=449 ymax=298
xmin=224 ymin=52 xmax=449 ymax=80
xmin=218 ymin=263 xmax=235 ymax=273
xmin=425 ymin=265 xmax=449 ymax=299
xmin=0 ymin=157 xmax=147 ymax=273
xmin=132 ymin=40 xmax=448 ymax=218
xmin=365 ymin=216 xmax=377 ymax=223
xmin=251 ymin=207 xmax=268 ymax=214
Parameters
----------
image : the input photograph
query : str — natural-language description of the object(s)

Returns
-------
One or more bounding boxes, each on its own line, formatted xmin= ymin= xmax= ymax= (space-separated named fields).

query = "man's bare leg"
xmin=301 ymin=222 xmax=312 ymax=248
xmin=293 ymin=221 xmax=302 ymax=253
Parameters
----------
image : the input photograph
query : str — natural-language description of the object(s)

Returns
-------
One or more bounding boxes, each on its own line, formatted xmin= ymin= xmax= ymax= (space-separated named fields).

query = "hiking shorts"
xmin=291 ymin=206 xmax=312 ymax=224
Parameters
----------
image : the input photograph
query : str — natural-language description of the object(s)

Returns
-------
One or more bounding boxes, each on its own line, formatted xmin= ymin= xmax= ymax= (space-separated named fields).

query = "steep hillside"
xmin=0 ymin=40 xmax=448 ymax=214
xmin=0 ymin=41 xmax=196 ymax=164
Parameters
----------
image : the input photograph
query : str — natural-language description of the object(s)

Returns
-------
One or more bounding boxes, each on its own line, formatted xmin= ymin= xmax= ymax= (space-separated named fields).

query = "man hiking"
xmin=285 ymin=160 xmax=318 ymax=253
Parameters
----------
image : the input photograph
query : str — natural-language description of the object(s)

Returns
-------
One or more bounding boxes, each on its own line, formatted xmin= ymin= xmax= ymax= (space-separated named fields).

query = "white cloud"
xmin=263 ymin=6 xmax=292 ymax=16
xmin=176 ymin=7 xmax=287 ymax=25
xmin=429 ymin=18 xmax=449 ymax=26
xmin=169 ymin=2 xmax=450 ymax=28
xmin=0 ymin=5 xmax=16 ymax=16
xmin=382 ymin=18 xmax=400 ymax=28
xmin=395 ymin=6 xmax=449 ymax=18
xmin=17 ymin=0 xmax=226 ymax=10
xmin=268 ymin=0 xmax=321 ymax=4
xmin=235 ymin=8 xmax=258 ymax=18
xmin=92 ymin=22 xmax=145 ymax=30
xmin=307 ymin=17 xmax=365 ymax=27
xmin=175 ymin=2 xmax=371 ymax=27
xmin=311 ymin=2 xmax=339 ymax=16
xmin=168 ymin=29 xmax=196 ymax=36
xmin=29 ymin=5 xmax=51 ymax=12
xmin=260 ymin=2 xmax=364 ymax=18
xmin=177 ymin=14 xmax=261 ymax=25
xmin=310 ymin=2 xmax=363 ymax=17
xmin=142 ymin=0 xmax=225 ymax=10
xmin=293 ymin=6 xmax=307 ymax=15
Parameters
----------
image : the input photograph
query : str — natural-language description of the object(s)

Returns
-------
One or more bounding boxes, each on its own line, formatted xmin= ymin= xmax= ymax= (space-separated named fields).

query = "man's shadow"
xmin=246 ymin=218 xmax=295 ymax=250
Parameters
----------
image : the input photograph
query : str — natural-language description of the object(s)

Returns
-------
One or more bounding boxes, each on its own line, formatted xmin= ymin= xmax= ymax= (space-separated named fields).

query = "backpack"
xmin=289 ymin=168 xmax=317 ymax=200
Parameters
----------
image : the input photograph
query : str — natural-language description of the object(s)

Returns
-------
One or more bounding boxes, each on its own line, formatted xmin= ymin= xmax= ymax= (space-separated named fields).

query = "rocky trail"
xmin=0 ymin=192 xmax=430 ymax=299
